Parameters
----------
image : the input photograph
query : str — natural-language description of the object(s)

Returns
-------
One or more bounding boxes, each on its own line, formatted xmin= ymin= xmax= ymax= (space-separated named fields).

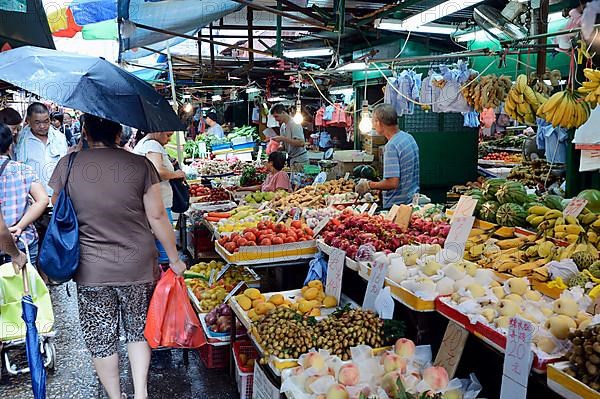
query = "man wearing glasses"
xmin=15 ymin=102 xmax=68 ymax=196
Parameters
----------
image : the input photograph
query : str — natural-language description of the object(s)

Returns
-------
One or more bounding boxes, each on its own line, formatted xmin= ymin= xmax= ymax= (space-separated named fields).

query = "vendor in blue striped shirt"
xmin=356 ymin=104 xmax=420 ymax=209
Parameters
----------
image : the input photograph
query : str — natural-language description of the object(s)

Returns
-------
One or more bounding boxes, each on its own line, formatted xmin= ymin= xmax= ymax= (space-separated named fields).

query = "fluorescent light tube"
xmin=246 ymin=87 xmax=261 ymax=94
xmin=283 ymin=48 xmax=334 ymax=58
xmin=402 ymin=0 xmax=486 ymax=29
xmin=336 ymin=62 xmax=368 ymax=72
xmin=375 ymin=19 xmax=456 ymax=34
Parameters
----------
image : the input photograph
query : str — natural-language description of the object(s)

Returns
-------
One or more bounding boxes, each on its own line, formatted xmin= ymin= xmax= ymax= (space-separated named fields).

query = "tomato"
xmin=257 ymin=222 xmax=266 ymax=230
xmin=298 ymin=237 xmax=306 ymax=241
xmin=304 ymin=227 xmax=314 ymax=237
xmin=246 ymin=241 xmax=257 ymax=246
xmin=291 ymin=220 xmax=302 ymax=229
xmin=217 ymin=237 xmax=228 ymax=246
xmin=244 ymin=232 xmax=257 ymax=242
xmin=262 ymin=229 xmax=274 ymax=236
xmin=286 ymin=232 xmax=298 ymax=241
xmin=274 ymin=223 xmax=286 ymax=233
xmin=224 ymin=242 xmax=236 ymax=253
xmin=261 ymin=234 xmax=275 ymax=241
xmin=230 ymin=232 xmax=240 ymax=240
xmin=249 ymin=228 xmax=260 ymax=237
xmin=260 ymin=238 xmax=272 ymax=246
xmin=237 ymin=237 xmax=248 ymax=246
xmin=272 ymin=237 xmax=284 ymax=245
xmin=265 ymin=221 xmax=275 ymax=229
xmin=284 ymin=237 xmax=296 ymax=243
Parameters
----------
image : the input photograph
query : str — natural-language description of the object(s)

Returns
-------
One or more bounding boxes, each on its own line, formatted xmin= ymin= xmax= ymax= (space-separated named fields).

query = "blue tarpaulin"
xmin=0 ymin=0 xmax=26 ymax=12
xmin=118 ymin=0 xmax=242 ymax=60
xmin=70 ymin=0 xmax=117 ymax=25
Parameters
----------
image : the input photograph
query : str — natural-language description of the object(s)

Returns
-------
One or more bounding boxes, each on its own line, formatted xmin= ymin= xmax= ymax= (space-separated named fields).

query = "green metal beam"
xmin=275 ymin=0 xmax=282 ymax=58
xmin=353 ymin=0 xmax=424 ymax=27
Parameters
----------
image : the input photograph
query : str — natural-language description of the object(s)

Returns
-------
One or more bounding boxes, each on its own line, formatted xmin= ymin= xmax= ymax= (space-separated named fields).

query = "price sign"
xmin=212 ymin=225 xmax=220 ymax=241
xmin=293 ymin=207 xmax=301 ymax=221
xmin=359 ymin=203 xmax=370 ymax=213
xmin=444 ymin=216 xmax=476 ymax=257
xmin=368 ymin=203 xmax=378 ymax=216
xmin=453 ymin=195 xmax=478 ymax=219
xmin=276 ymin=208 xmax=290 ymax=223
xmin=374 ymin=286 xmax=394 ymax=319
xmin=385 ymin=204 xmax=400 ymax=221
xmin=258 ymin=201 xmax=269 ymax=211
xmin=253 ymin=363 xmax=281 ymax=399
xmin=325 ymin=247 xmax=345 ymax=303
xmin=344 ymin=172 xmax=350 ymax=180
xmin=434 ymin=321 xmax=469 ymax=378
xmin=412 ymin=193 xmax=420 ymax=207
xmin=215 ymin=264 xmax=231 ymax=282
xmin=363 ymin=261 xmax=388 ymax=311
xmin=563 ymin=199 xmax=588 ymax=217
xmin=312 ymin=216 xmax=330 ymax=237
xmin=256 ymin=145 xmax=263 ymax=160
xmin=224 ymin=281 xmax=245 ymax=304
xmin=500 ymin=317 xmax=533 ymax=399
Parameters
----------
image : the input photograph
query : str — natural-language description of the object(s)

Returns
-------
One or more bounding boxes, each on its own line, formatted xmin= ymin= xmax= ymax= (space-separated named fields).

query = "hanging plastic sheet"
xmin=52 ymin=8 xmax=83 ymax=38
xmin=118 ymin=0 xmax=242 ymax=61
xmin=81 ymin=19 xmax=118 ymax=40
xmin=70 ymin=0 xmax=117 ymax=25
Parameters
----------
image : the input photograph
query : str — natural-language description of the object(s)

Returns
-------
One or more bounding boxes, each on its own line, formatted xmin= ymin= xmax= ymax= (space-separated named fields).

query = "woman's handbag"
xmin=39 ymin=153 xmax=79 ymax=282
xmin=169 ymin=159 xmax=190 ymax=213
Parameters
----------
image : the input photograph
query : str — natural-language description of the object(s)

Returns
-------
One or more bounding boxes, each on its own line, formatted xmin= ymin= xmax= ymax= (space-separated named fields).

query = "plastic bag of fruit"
xmin=144 ymin=269 xmax=206 ymax=349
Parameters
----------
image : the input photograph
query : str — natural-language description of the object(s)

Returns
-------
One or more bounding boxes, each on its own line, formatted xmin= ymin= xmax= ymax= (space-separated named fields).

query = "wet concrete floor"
xmin=0 ymin=282 xmax=239 ymax=399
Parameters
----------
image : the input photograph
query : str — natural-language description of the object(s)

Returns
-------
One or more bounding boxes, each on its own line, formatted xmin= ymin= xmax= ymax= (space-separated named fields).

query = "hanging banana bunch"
xmin=577 ymin=68 xmax=600 ymax=107
xmin=504 ymin=74 xmax=548 ymax=126
xmin=537 ymin=90 xmax=592 ymax=129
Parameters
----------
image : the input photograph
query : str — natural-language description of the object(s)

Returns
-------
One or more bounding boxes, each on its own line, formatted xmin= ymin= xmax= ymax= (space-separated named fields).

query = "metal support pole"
xmin=167 ymin=44 xmax=183 ymax=165
xmin=209 ymin=23 xmax=215 ymax=70
xmin=275 ymin=0 xmax=282 ymax=58
xmin=247 ymin=7 xmax=254 ymax=67
xmin=230 ymin=0 xmax=333 ymax=31
xmin=535 ymin=1 xmax=549 ymax=75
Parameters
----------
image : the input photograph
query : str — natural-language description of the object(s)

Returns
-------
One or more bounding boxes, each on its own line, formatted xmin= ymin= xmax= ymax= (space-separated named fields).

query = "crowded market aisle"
xmin=0 ymin=283 xmax=239 ymax=399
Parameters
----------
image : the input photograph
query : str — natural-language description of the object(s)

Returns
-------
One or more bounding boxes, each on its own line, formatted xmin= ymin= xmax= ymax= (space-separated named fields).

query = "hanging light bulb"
xmin=183 ymin=102 xmax=193 ymax=113
xmin=358 ymin=100 xmax=372 ymax=133
xmin=293 ymin=99 xmax=303 ymax=124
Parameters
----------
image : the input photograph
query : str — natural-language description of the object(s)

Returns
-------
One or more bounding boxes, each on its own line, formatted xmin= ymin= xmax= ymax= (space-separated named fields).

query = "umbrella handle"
xmin=17 ymin=238 xmax=31 ymax=295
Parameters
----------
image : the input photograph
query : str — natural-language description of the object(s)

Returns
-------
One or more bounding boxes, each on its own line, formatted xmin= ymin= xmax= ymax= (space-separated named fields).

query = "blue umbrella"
xmin=0 ymin=45 xmax=184 ymax=132
xmin=21 ymin=266 xmax=46 ymax=399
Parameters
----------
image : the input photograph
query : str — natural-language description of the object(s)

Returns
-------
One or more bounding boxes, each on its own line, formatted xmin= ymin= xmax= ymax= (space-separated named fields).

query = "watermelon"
xmin=479 ymin=200 xmax=501 ymax=223
xmin=466 ymin=189 xmax=485 ymax=214
xmin=577 ymin=189 xmax=600 ymax=213
xmin=360 ymin=165 xmax=378 ymax=180
xmin=496 ymin=203 xmax=527 ymax=227
xmin=526 ymin=194 xmax=539 ymax=203
xmin=542 ymin=194 xmax=565 ymax=211
xmin=496 ymin=181 xmax=528 ymax=205
xmin=482 ymin=178 xmax=507 ymax=200
xmin=353 ymin=165 xmax=366 ymax=178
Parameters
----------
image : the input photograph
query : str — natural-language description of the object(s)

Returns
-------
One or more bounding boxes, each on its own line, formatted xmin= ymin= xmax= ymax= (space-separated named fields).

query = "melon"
xmin=496 ymin=203 xmax=527 ymax=227
xmin=577 ymin=189 xmax=600 ymax=213
xmin=479 ymin=200 xmax=501 ymax=223
xmin=496 ymin=181 xmax=528 ymax=205
xmin=466 ymin=188 xmax=485 ymax=214
xmin=542 ymin=194 xmax=565 ymax=211
xmin=482 ymin=178 xmax=507 ymax=200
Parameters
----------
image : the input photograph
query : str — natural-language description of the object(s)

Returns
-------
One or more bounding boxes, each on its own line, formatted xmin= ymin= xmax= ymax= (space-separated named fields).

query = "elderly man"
xmin=357 ymin=104 xmax=420 ymax=209
xmin=15 ymin=103 xmax=68 ymax=196
xmin=205 ymin=111 xmax=225 ymax=139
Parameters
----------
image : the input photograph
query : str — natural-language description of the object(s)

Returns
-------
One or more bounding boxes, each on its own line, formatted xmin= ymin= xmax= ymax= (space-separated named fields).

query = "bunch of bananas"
xmin=528 ymin=205 xmax=600 ymax=251
xmin=504 ymin=74 xmax=548 ymax=125
xmin=577 ymin=68 xmax=600 ymax=106
xmin=537 ymin=90 xmax=591 ymax=129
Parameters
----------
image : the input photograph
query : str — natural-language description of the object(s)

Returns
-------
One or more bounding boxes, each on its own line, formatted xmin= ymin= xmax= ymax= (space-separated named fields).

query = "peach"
xmin=382 ymin=353 xmax=408 ymax=374
xmin=394 ymin=338 xmax=416 ymax=359
xmin=381 ymin=371 xmax=403 ymax=397
xmin=326 ymin=384 xmax=349 ymax=399
xmin=442 ymin=389 xmax=463 ymax=399
xmin=303 ymin=352 xmax=326 ymax=371
xmin=423 ymin=366 xmax=449 ymax=391
xmin=338 ymin=364 xmax=360 ymax=386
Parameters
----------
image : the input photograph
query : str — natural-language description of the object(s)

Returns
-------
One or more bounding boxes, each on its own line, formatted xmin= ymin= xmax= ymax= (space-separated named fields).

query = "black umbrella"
xmin=0 ymin=0 xmax=54 ymax=51
xmin=0 ymin=46 xmax=185 ymax=132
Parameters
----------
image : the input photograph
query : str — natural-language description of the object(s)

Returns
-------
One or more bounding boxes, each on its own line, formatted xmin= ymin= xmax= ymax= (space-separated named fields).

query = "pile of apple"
xmin=440 ymin=277 xmax=594 ymax=357
xmin=217 ymin=220 xmax=315 ymax=253
xmin=320 ymin=212 xmax=450 ymax=260
xmin=281 ymin=338 xmax=481 ymax=399
xmin=188 ymin=184 xmax=211 ymax=197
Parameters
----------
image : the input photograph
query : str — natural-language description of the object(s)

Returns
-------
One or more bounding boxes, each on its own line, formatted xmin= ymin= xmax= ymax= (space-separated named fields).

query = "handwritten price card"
xmin=362 ymin=261 xmax=388 ymax=312
xmin=500 ymin=317 xmax=533 ymax=399
xmin=444 ymin=216 xmax=476 ymax=257
xmin=434 ymin=321 xmax=469 ymax=378
xmin=452 ymin=195 xmax=478 ymax=220
xmin=325 ymin=247 xmax=345 ymax=303
xmin=563 ymin=199 xmax=588 ymax=217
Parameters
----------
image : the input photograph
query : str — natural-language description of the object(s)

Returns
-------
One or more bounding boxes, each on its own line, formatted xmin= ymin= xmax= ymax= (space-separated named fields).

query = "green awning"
xmin=81 ymin=19 xmax=117 ymax=40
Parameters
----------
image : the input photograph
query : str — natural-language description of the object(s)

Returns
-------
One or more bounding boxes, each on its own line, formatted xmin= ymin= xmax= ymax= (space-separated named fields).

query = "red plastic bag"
xmin=144 ymin=269 xmax=206 ymax=349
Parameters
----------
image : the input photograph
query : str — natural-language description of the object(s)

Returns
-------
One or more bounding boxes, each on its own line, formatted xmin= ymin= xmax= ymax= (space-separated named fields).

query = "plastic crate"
xmin=199 ymin=342 xmax=230 ymax=369
xmin=233 ymin=341 xmax=258 ymax=399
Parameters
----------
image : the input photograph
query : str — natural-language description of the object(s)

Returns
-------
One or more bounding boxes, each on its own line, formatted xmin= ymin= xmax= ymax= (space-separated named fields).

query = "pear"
xmin=491 ymin=286 xmax=505 ymax=300
xmin=535 ymin=336 xmax=557 ymax=354
xmin=467 ymin=283 xmax=486 ymax=298
xmin=507 ymin=278 xmax=529 ymax=295
xmin=545 ymin=316 xmax=573 ymax=340
xmin=523 ymin=290 xmax=542 ymax=301
xmin=464 ymin=262 xmax=479 ymax=277
xmin=481 ymin=308 xmax=496 ymax=323
xmin=403 ymin=251 xmax=419 ymax=267
xmin=495 ymin=316 xmax=511 ymax=329
xmin=540 ymin=307 xmax=553 ymax=317
xmin=576 ymin=311 xmax=591 ymax=326
xmin=553 ymin=297 xmax=579 ymax=317
xmin=498 ymin=300 xmax=520 ymax=317
xmin=521 ymin=311 xmax=540 ymax=323
xmin=505 ymin=294 xmax=523 ymax=304
xmin=422 ymin=260 xmax=443 ymax=276
xmin=490 ymin=280 xmax=501 ymax=288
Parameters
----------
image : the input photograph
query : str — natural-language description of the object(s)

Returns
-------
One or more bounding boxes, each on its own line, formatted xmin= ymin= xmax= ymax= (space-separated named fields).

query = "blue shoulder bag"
xmin=39 ymin=152 xmax=79 ymax=282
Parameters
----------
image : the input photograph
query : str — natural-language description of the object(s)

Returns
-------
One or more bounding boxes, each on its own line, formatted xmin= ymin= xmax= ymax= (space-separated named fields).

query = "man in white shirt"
xmin=205 ymin=112 xmax=225 ymax=139
xmin=15 ymin=103 xmax=68 ymax=197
